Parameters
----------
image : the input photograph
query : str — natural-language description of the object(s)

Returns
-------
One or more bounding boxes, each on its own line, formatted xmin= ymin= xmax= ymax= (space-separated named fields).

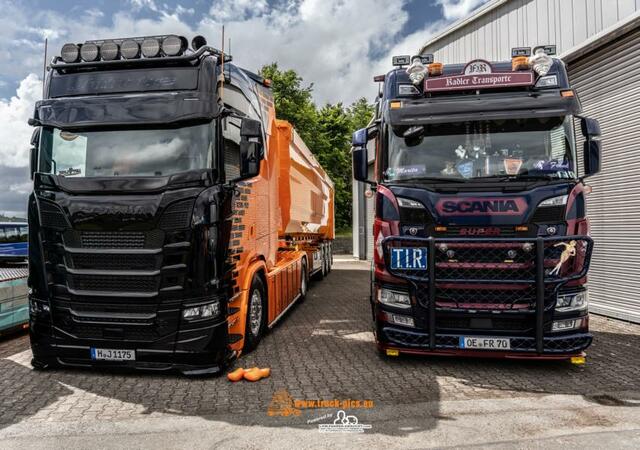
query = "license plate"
xmin=459 ymin=336 xmax=511 ymax=350
xmin=390 ymin=247 xmax=428 ymax=270
xmin=90 ymin=348 xmax=136 ymax=361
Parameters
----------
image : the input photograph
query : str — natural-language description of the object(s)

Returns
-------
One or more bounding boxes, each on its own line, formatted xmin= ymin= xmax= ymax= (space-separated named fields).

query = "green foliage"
xmin=259 ymin=64 xmax=375 ymax=230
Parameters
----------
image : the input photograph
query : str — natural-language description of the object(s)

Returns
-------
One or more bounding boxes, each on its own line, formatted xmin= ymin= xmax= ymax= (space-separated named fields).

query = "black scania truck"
xmin=353 ymin=46 xmax=602 ymax=362
xmin=27 ymin=35 xmax=266 ymax=375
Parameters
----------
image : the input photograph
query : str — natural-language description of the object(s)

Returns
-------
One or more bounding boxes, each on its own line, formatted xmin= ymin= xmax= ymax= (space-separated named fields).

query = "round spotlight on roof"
xmin=101 ymin=41 xmax=119 ymax=61
xmin=61 ymin=43 xmax=80 ymax=63
xmin=191 ymin=35 xmax=207 ymax=51
xmin=162 ymin=35 xmax=187 ymax=56
xmin=141 ymin=37 xmax=161 ymax=58
xmin=80 ymin=43 xmax=100 ymax=62
xmin=120 ymin=40 xmax=140 ymax=59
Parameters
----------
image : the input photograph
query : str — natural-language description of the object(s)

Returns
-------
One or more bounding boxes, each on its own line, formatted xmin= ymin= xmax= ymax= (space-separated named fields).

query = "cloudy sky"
xmin=0 ymin=0 xmax=488 ymax=217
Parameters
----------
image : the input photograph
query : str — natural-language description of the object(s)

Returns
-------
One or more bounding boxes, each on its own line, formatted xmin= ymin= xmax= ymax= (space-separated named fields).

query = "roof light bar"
xmin=60 ymin=43 xmax=80 ymax=63
xmin=141 ymin=38 xmax=161 ymax=58
xmin=80 ymin=43 xmax=100 ymax=62
xmin=161 ymin=35 xmax=187 ymax=56
xmin=120 ymin=40 xmax=140 ymax=59
xmin=100 ymin=41 xmax=119 ymax=61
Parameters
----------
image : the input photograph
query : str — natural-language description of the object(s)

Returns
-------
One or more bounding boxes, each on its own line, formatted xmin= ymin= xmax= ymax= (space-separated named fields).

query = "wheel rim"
xmin=249 ymin=288 xmax=262 ymax=336
xmin=301 ymin=264 xmax=307 ymax=295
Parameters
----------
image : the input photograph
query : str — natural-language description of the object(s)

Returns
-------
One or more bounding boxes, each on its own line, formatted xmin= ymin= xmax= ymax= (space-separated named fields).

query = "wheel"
xmin=322 ymin=244 xmax=329 ymax=277
xmin=299 ymin=258 xmax=308 ymax=302
xmin=327 ymin=244 xmax=332 ymax=273
xmin=312 ymin=248 xmax=324 ymax=281
xmin=242 ymin=275 xmax=267 ymax=353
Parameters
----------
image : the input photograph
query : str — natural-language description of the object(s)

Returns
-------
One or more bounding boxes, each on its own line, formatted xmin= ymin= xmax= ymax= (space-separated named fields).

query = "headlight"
xmin=556 ymin=290 xmax=588 ymax=312
xmin=121 ymin=40 xmax=141 ymax=59
xmin=101 ymin=41 xmax=120 ymax=61
xmin=397 ymin=197 xmax=425 ymax=209
xmin=539 ymin=195 xmax=567 ymax=207
xmin=535 ymin=74 xmax=558 ymax=88
xmin=183 ymin=300 xmax=221 ymax=320
xmin=378 ymin=288 xmax=411 ymax=308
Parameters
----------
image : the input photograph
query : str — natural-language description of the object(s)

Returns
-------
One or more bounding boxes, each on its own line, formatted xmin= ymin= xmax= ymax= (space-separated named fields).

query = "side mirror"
xmin=30 ymin=128 xmax=40 ymax=180
xmin=403 ymin=125 xmax=424 ymax=140
xmin=581 ymin=117 xmax=601 ymax=138
xmin=583 ymin=140 xmax=601 ymax=177
xmin=352 ymin=128 xmax=368 ymax=146
xmin=237 ymin=118 xmax=264 ymax=181
xmin=580 ymin=117 xmax=602 ymax=177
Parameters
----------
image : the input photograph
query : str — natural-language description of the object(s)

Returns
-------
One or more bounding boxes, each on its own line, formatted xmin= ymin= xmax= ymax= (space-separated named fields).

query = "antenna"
xmin=219 ymin=25 xmax=225 ymax=103
xmin=42 ymin=38 xmax=48 ymax=98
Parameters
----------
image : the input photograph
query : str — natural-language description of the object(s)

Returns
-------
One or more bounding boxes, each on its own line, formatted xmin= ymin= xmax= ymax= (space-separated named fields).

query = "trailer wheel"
xmin=243 ymin=275 xmax=267 ymax=353
xmin=327 ymin=244 xmax=332 ymax=273
xmin=299 ymin=258 xmax=308 ymax=302
xmin=322 ymin=244 xmax=329 ymax=277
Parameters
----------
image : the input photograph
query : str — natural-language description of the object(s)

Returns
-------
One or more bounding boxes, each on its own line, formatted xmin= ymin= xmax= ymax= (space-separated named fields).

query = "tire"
xmin=312 ymin=248 xmax=324 ymax=281
xmin=327 ymin=244 xmax=332 ymax=273
xmin=242 ymin=275 xmax=267 ymax=354
xmin=322 ymin=244 xmax=329 ymax=277
xmin=299 ymin=258 xmax=308 ymax=302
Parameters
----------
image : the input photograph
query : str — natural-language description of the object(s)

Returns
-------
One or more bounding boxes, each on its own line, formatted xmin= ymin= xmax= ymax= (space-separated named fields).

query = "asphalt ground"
xmin=0 ymin=258 xmax=638 ymax=448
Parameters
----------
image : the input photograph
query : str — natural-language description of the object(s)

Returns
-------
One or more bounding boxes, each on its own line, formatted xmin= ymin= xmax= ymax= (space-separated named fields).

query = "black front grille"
xmin=69 ymin=274 xmax=159 ymax=293
xmin=69 ymin=253 xmax=159 ymax=271
xmin=81 ymin=231 xmax=146 ymax=249
xmin=530 ymin=205 xmax=565 ymax=223
xmin=63 ymin=230 xmax=164 ymax=249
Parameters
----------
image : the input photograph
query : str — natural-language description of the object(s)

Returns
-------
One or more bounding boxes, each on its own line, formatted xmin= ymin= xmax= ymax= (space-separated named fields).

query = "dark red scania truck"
xmin=352 ymin=46 xmax=602 ymax=362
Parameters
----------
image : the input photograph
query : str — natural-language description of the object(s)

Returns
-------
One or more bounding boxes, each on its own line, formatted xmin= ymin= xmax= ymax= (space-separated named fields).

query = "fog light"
xmin=552 ymin=318 xmax=581 ymax=332
xmin=390 ymin=314 xmax=415 ymax=327
xmin=378 ymin=288 xmax=411 ymax=308
xmin=101 ymin=41 xmax=119 ymax=60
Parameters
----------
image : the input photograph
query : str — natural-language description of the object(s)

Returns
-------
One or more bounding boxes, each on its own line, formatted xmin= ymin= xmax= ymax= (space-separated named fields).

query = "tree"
xmin=259 ymin=64 xmax=375 ymax=231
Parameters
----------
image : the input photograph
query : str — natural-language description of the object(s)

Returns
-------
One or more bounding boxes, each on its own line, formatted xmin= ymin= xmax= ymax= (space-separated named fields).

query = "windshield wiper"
xmin=470 ymin=174 xmax=557 ymax=182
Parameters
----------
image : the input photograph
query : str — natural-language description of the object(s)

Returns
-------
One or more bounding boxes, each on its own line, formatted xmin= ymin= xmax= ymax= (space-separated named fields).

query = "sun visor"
xmin=34 ymin=92 xmax=218 ymax=129
xmin=388 ymin=91 xmax=581 ymax=126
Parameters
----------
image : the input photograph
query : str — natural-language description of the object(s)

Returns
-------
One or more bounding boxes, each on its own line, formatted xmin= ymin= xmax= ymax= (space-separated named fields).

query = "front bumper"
xmin=377 ymin=325 xmax=592 ymax=359
xmin=375 ymin=235 xmax=594 ymax=359
xmin=30 ymin=312 xmax=234 ymax=376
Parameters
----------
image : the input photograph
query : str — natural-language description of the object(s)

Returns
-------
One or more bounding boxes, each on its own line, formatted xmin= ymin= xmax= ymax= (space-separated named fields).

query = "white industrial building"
xmin=352 ymin=0 xmax=640 ymax=323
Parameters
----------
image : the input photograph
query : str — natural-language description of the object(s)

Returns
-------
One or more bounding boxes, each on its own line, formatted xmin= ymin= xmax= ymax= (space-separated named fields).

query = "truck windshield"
xmin=39 ymin=122 xmax=215 ymax=177
xmin=385 ymin=116 xmax=575 ymax=182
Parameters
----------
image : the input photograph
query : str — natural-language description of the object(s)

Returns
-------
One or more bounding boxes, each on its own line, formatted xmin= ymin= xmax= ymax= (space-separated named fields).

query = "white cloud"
xmin=0 ymin=73 xmax=41 ymax=168
xmin=435 ymin=0 xmax=489 ymax=21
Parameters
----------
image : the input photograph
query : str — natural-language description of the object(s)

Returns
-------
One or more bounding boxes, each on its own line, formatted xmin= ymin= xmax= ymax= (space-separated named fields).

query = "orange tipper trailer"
xmin=227 ymin=117 xmax=335 ymax=357
xmin=27 ymin=34 xmax=333 ymax=376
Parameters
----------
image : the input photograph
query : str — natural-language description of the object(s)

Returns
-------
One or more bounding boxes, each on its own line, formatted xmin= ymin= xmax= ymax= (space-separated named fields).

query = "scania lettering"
xmin=28 ymin=35 xmax=334 ymax=375
xmin=353 ymin=47 xmax=600 ymax=361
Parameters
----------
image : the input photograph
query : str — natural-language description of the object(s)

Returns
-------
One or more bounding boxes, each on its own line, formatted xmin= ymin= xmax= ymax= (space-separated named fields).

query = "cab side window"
xmin=222 ymin=116 xmax=242 ymax=181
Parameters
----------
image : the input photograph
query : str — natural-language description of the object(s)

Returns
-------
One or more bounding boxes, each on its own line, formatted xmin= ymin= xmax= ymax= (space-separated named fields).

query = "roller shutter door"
xmin=567 ymin=25 xmax=640 ymax=323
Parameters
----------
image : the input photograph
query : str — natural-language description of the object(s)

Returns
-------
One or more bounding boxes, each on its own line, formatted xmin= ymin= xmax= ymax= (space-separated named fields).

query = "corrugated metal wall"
xmin=568 ymin=26 xmax=640 ymax=323
xmin=421 ymin=0 xmax=640 ymax=62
